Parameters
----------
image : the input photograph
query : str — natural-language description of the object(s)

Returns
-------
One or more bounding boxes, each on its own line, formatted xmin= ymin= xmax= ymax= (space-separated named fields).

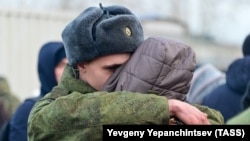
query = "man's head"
xmin=38 ymin=41 xmax=67 ymax=96
xmin=62 ymin=4 xmax=144 ymax=90
xmin=62 ymin=3 xmax=144 ymax=66
xmin=78 ymin=53 xmax=130 ymax=91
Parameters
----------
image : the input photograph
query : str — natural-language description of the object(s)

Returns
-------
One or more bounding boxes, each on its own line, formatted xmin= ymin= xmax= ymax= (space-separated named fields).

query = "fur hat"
xmin=242 ymin=34 xmax=250 ymax=56
xmin=62 ymin=4 xmax=144 ymax=66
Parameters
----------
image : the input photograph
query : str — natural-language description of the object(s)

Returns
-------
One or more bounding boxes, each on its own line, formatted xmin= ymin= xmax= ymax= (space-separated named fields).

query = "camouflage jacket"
xmin=0 ymin=76 xmax=20 ymax=123
xmin=28 ymin=65 xmax=223 ymax=141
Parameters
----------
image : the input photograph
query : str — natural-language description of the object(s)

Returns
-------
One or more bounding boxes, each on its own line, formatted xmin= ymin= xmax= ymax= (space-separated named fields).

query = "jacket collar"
xmin=59 ymin=64 xmax=96 ymax=94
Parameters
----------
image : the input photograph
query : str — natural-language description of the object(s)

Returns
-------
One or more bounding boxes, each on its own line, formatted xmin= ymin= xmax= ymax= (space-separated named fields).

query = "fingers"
xmin=168 ymin=99 xmax=210 ymax=125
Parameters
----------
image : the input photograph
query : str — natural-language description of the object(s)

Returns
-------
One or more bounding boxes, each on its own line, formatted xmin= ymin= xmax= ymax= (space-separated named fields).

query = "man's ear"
xmin=77 ymin=63 xmax=86 ymax=72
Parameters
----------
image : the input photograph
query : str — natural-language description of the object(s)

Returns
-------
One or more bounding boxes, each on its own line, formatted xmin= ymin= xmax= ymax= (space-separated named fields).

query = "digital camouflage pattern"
xmin=0 ymin=76 xmax=20 ymax=127
xmin=28 ymin=65 xmax=224 ymax=141
xmin=193 ymin=104 xmax=224 ymax=124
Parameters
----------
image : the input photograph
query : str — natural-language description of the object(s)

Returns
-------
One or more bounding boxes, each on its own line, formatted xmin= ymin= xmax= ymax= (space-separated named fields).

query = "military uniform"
xmin=28 ymin=65 xmax=224 ymax=141
xmin=0 ymin=76 xmax=20 ymax=126
xmin=28 ymin=4 xmax=224 ymax=141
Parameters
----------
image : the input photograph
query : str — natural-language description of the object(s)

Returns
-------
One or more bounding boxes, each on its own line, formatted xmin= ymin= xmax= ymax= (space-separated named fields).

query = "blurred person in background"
xmin=187 ymin=33 xmax=250 ymax=106
xmin=0 ymin=76 xmax=20 ymax=128
xmin=186 ymin=63 xmax=225 ymax=104
xmin=227 ymin=80 xmax=250 ymax=124
xmin=201 ymin=34 xmax=250 ymax=122
xmin=201 ymin=56 xmax=250 ymax=122
xmin=3 ymin=41 xmax=67 ymax=141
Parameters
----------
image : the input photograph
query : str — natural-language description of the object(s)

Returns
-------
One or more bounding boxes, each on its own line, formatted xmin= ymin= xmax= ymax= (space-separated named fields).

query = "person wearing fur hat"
xmin=28 ymin=4 xmax=217 ymax=141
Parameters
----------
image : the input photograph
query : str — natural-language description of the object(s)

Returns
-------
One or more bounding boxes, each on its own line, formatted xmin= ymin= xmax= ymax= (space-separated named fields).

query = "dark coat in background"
xmin=202 ymin=56 xmax=250 ymax=122
xmin=8 ymin=42 xmax=66 ymax=141
xmin=227 ymin=81 xmax=250 ymax=124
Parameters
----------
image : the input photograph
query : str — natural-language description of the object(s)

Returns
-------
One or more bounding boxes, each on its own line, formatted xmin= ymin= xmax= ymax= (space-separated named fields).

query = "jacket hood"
xmin=186 ymin=63 xmax=226 ymax=104
xmin=38 ymin=42 xmax=66 ymax=97
xmin=226 ymin=56 xmax=250 ymax=94
xmin=104 ymin=36 xmax=196 ymax=101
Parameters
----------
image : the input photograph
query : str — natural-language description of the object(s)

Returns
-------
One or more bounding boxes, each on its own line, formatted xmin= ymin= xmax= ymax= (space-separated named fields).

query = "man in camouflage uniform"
xmin=0 ymin=76 xmax=20 ymax=128
xmin=28 ymin=4 xmax=224 ymax=141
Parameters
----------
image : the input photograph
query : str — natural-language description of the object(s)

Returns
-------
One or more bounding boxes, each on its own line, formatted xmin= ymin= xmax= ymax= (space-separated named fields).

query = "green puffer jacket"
xmin=227 ymin=81 xmax=250 ymax=124
xmin=28 ymin=65 xmax=223 ymax=141
xmin=226 ymin=107 xmax=250 ymax=124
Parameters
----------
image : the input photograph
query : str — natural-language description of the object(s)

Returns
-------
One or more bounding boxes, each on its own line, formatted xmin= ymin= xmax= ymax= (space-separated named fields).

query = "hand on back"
xmin=168 ymin=99 xmax=210 ymax=125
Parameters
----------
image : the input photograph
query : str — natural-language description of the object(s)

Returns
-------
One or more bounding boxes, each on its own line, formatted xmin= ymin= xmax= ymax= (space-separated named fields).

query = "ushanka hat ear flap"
xmin=62 ymin=3 xmax=144 ymax=66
